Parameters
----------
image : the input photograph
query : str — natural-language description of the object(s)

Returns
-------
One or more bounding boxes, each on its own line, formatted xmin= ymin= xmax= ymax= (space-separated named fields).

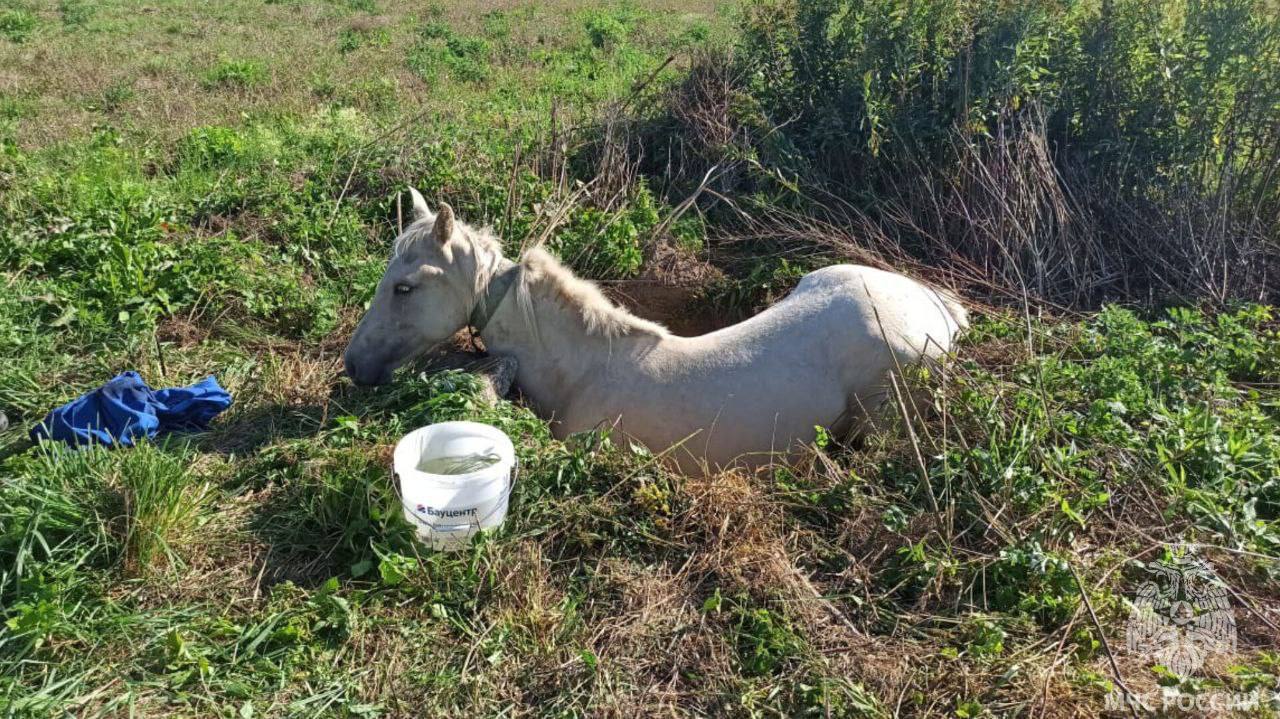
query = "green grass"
xmin=1 ymin=0 xmax=1279 ymax=716
xmin=114 ymin=441 xmax=212 ymax=576
xmin=0 ymin=7 xmax=38 ymax=43
xmin=203 ymin=59 xmax=269 ymax=90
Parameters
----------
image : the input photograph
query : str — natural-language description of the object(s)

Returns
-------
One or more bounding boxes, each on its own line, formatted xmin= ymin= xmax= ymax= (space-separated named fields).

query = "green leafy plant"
xmin=0 ymin=8 xmax=37 ymax=42
xmin=58 ymin=0 xmax=92 ymax=27
xmin=726 ymin=599 xmax=806 ymax=676
xmin=584 ymin=11 xmax=628 ymax=50
xmin=204 ymin=59 xmax=268 ymax=89
xmin=407 ymin=22 xmax=492 ymax=84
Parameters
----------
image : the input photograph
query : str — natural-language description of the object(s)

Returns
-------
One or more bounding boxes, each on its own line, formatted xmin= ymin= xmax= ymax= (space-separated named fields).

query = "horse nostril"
xmin=344 ymin=355 xmax=391 ymax=386
xmin=344 ymin=355 xmax=370 ymax=386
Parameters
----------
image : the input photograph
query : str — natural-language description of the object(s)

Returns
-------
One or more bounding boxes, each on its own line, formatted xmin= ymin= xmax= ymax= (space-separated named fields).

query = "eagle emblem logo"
xmin=1125 ymin=551 xmax=1236 ymax=677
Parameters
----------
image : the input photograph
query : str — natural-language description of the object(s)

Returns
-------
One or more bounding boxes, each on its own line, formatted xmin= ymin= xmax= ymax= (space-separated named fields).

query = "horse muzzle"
xmin=344 ymin=352 xmax=394 ymax=386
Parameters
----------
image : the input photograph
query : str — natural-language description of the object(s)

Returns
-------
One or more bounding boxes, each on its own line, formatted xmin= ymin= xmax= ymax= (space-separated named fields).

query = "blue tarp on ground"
xmin=30 ymin=371 xmax=232 ymax=447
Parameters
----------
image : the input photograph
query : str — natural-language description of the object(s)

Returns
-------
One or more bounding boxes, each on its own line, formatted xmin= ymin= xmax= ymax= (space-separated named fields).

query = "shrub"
xmin=550 ymin=183 xmax=658 ymax=278
xmin=584 ymin=11 xmax=628 ymax=50
xmin=629 ymin=0 xmax=1280 ymax=306
xmin=735 ymin=0 xmax=1279 ymax=192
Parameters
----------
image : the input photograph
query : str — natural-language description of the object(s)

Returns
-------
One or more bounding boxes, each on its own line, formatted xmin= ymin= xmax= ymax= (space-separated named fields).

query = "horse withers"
xmin=344 ymin=189 xmax=967 ymax=474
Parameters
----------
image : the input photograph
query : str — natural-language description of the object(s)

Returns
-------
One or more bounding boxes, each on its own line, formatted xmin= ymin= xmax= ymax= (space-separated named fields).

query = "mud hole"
xmin=602 ymin=244 xmax=729 ymax=336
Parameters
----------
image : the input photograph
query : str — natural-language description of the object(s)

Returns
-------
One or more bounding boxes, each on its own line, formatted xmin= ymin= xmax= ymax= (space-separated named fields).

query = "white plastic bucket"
xmin=393 ymin=421 xmax=516 ymax=551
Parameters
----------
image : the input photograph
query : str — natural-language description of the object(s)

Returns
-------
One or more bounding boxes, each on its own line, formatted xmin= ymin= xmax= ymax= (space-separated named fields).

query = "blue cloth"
xmin=30 ymin=371 xmax=233 ymax=447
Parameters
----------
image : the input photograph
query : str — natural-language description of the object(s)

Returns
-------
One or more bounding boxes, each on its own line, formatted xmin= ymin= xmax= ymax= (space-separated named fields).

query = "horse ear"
xmin=408 ymin=187 xmax=430 ymax=222
xmin=433 ymin=203 xmax=455 ymax=245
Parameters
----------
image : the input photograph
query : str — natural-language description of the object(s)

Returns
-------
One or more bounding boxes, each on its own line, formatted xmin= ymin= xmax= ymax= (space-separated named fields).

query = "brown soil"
xmin=601 ymin=242 xmax=729 ymax=336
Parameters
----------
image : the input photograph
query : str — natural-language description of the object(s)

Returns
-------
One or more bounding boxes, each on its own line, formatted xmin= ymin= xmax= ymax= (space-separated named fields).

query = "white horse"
xmin=345 ymin=189 xmax=968 ymax=473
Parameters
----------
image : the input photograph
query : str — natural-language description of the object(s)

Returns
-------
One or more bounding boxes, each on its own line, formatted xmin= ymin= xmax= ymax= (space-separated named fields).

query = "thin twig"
xmin=648 ymin=164 xmax=720 ymax=247
xmin=327 ymin=145 xmax=364 ymax=232
xmin=1070 ymin=563 xmax=1143 ymax=718
xmin=622 ymin=54 xmax=676 ymax=109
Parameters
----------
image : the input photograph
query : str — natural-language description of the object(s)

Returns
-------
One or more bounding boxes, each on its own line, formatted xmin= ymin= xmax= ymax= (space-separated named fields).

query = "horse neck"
xmin=477 ymin=272 xmax=658 ymax=415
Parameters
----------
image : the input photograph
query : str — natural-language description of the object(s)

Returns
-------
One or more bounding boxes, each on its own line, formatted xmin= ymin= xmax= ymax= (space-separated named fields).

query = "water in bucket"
xmin=393 ymin=421 xmax=516 ymax=551
xmin=416 ymin=451 xmax=501 ymax=475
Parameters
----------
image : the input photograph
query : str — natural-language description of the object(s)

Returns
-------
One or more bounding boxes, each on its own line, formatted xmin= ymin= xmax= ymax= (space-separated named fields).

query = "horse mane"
xmin=393 ymin=216 xmax=433 ymax=259
xmin=519 ymin=247 xmax=669 ymax=339
xmin=394 ymin=214 xmax=505 ymax=261
xmin=394 ymin=211 xmax=667 ymax=339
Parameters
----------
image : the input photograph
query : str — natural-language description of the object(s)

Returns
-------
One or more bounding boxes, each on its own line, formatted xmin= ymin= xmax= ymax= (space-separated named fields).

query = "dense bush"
xmin=740 ymin=0 xmax=1278 ymax=182
xmin=635 ymin=0 xmax=1280 ymax=305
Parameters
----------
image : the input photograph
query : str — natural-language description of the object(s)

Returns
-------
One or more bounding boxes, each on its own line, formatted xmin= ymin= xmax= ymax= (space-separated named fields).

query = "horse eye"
xmin=394 ymin=284 xmax=413 ymax=296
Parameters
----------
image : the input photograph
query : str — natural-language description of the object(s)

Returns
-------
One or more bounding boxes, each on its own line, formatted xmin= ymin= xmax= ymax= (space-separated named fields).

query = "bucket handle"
xmin=426 ymin=522 xmax=478 ymax=534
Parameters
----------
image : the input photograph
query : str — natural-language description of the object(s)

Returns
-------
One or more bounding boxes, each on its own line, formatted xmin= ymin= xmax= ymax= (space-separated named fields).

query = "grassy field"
xmin=3 ymin=0 xmax=1280 ymax=717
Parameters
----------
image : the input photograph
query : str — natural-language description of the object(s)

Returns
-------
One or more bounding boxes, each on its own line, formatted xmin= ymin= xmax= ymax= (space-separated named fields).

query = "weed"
xmin=708 ymin=256 xmax=809 ymax=317
xmin=94 ymin=81 xmax=136 ymax=113
xmin=0 ymin=92 xmax=26 ymax=121
xmin=550 ymin=183 xmax=658 ymax=277
xmin=255 ymin=443 xmax=416 ymax=579
xmin=113 ymin=441 xmax=211 ymax=576
xmin=178 ymin=125 xmax=249 ymax=169
xmin=340 ymin=76 xmax=399 ymax=112
xmin=203 ymin=59 xmax=268 ymax=89
xmin=339 ymin=25 xmax=389 ymax=54
xmin=58 ymin=0 xmax=91 ymax=28
xmin=1 ymin=445 xmax=116 ymax=596
xmin=481 ymin=9 xmax=510 ymax=41
xmin=407 ymin=22 xmax=492 ymax=84
xmin=730 ymin=601 xmax=806 ymax=676
xmin=0 ymin=8 xmax=37 ymax=42
xmin=585 ymin=11 xmax=628 ymax=50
